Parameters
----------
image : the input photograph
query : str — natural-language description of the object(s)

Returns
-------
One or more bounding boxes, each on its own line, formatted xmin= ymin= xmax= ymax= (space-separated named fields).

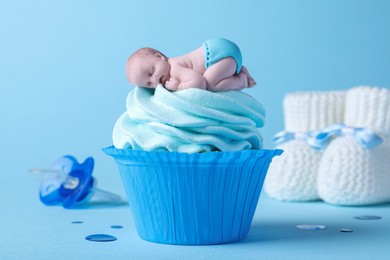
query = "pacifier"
xmin=30 ymin=155 xmax=125 ymax=208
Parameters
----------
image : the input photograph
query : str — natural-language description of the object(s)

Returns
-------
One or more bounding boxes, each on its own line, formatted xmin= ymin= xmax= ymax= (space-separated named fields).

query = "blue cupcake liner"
xmin=103 ymin=146 xmax=282 ymax=245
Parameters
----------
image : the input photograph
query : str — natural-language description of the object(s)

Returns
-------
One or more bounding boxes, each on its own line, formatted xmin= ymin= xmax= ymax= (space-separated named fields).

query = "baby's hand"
xmin=165 ymin=78 xmax=180 ymax=90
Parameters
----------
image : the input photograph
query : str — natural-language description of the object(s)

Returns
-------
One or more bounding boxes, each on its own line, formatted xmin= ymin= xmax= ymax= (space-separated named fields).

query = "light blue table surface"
xmin=2 ymin=166 xmax=389 ymax=260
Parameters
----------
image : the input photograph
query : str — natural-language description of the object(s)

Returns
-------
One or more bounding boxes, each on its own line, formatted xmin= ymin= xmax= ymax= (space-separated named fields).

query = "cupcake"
xmin=103 ymin=85 xmax=282 ymax=245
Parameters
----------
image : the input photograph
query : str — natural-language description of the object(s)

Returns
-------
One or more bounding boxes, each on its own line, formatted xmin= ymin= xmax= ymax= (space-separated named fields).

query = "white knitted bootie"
xmin=317 ymin=86 xmax=390 ymax=206
xmin=264 ymin=91 xmax=345 ymax=201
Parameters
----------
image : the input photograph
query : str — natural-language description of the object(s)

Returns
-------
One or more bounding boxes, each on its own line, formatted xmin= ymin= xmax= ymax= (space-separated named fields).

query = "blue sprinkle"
xmin=85 ymin=234 xmax=117 ymax=242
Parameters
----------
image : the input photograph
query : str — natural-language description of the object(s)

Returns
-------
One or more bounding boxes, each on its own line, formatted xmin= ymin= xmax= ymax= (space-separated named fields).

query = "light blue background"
xmin=1 ymin=0 xmax=390 ymax=259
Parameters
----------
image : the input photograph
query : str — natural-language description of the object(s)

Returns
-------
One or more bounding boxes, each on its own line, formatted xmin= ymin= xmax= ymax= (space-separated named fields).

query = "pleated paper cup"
xmin=103 ymin=146 xmax=282 ymax=245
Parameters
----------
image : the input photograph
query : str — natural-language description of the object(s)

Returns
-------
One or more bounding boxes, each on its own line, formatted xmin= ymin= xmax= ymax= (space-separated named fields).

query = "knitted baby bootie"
xmin=317 ymin=86 xmax=390 ymax=206
xmin=264 ymin=91 xmax=345 ymax=201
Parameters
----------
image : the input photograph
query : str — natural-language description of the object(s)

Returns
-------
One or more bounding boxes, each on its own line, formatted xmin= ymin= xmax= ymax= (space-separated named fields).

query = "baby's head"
xmin=126 ymin=47 xmax=171 ymax=88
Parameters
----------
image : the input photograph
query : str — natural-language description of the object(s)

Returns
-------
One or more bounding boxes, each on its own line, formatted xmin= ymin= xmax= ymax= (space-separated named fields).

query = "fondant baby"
xmin=126 ymin=38 xmax=256 ymax=91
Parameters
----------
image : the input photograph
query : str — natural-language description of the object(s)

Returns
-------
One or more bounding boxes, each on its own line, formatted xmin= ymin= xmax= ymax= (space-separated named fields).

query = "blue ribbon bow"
xmin=311 ymin=123 xmax=383 ymax=149
xmin=274 ymin=123 xmax=383 ymax=150
xmin=273 ymin=131 xmax=318 ymax=148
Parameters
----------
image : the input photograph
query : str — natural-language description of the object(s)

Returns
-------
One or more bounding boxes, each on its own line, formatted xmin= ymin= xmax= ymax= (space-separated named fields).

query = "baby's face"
xmin=127 ymin=54 xmax=170 ymax=88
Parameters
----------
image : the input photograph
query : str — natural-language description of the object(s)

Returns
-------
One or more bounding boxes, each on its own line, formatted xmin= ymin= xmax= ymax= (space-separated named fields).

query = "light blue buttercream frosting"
xmin=113 ymin=85 xmax=265 ymax=153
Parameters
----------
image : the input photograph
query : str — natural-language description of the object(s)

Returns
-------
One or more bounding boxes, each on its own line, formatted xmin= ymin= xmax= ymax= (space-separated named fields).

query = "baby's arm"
xmin=165 ymin=65 xmax=206 ymax=90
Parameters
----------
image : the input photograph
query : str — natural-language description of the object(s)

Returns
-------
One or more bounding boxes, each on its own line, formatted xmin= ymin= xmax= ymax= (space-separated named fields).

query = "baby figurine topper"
xmin=126 ymin=38 xmax=256 ymax=91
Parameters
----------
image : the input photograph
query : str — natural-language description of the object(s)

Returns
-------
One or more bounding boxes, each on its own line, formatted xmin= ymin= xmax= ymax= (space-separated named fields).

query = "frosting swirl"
xmin=113 ymin=85 xmax=265 ymax=153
